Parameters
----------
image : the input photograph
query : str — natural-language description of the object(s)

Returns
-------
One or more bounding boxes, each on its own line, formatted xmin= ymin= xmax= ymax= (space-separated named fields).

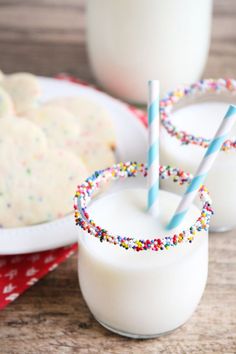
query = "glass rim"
xmin=74 ymin=162 xmax=213 ymax=252
xmin=160 ymin=78 xmax=236 ymax=151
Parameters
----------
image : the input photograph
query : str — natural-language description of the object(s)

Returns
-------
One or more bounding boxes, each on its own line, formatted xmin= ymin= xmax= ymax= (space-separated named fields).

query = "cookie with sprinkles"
xmin=0 ymin=72 xmax=41 ymax=115
xmin=68 ymin=134 xmax=116 ymax=174
xmin=0 ymin=116 xmax=88 ymax=227
xmin=24 ymin=104 xmax=116 ymax=174
xmin=0 ymin=116 xmax=48 ymax=158
xmin=46 ymin=96 xmax=116 ymax=149
xmin=0 ymin=87 xmax=14 ymax=118
xmin=13 ymin=149 xmax=88 ymax=227
xmin=24 ymin=105 xmax=81 ymax=147
xmin=25 ymin=100 xmax=116 ymax=174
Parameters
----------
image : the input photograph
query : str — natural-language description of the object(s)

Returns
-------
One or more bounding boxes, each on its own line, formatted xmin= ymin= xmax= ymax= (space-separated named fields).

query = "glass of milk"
xmin=86 ymin=0 xmax=213 ymax=103
xmin=75 ymin=162 xmax=213 ymax=338
xmin=160 ymin=79 xmax=236 ymax=232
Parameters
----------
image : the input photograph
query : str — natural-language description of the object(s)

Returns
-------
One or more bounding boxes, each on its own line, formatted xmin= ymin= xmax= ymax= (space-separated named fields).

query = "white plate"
xmin=0 ymin=77 xmax=147 ymax=255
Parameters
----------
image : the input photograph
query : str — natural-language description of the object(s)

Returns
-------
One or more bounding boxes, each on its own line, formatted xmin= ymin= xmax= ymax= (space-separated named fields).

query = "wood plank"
xmin=0 ymin=0 xmax=235 ymax=352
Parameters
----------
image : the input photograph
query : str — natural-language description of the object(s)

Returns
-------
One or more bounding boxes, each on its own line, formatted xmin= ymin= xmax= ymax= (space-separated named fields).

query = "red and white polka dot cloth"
xmin=0 ymin=75 xmax=147 ymax=310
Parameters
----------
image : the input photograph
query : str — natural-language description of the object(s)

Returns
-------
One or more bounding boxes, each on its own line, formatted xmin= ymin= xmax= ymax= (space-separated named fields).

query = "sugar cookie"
xmin=24 ymin=105 xmax=80 ymax=147
xmin=0 ymin=87 xmax=14 ymax=118
xmin=0 ymin=117 xmax=88 ymax=227
xmin=25 ymin=104 xmax=116 ymax=173
xmin=1 ymin=72 xmax=41 ymax=114
xmin=47 ymin=96 xmax=116 ymax=149
xmin=71 ymin=134 xmax=116 ymax=174
xmin=0 ymin=116 xmax=47 ymax=158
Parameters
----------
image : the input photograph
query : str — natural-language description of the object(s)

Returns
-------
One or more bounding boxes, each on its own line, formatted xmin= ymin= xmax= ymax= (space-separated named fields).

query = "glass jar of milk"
xmin=86 ymin=0 xmax=213 ymax=103
xmin=75 ymin=162 xmax=213 ymax=338
xmin=160 ymin=79 xmax=236 ymax=232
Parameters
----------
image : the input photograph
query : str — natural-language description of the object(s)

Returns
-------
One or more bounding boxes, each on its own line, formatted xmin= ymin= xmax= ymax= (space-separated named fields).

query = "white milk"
xmin=86 ymin=0 xmax=212 ymax=103
xmin=160 ymin=101 xmax=236 ymax=231
xmin=78 ymin=188 xmax=208 ymax=337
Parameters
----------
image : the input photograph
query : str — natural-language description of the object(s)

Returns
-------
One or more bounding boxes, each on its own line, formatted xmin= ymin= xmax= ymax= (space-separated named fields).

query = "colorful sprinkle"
xmin=160 ymin=78 xmax=236 ymax=150
xmin=74 ymin=162 xmax=213 ymax=252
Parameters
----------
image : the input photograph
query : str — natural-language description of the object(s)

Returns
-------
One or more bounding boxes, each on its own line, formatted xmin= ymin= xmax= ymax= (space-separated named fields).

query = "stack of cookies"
xmin=0 ymin=71 xmax=116 ymax=227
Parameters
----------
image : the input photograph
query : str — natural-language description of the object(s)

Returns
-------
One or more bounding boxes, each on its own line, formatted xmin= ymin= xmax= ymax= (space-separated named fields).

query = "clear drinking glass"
xmin=75 ymin=162 xmax=213 ymax=338
xmin=160 ymin=79 xmax=236 ymax=232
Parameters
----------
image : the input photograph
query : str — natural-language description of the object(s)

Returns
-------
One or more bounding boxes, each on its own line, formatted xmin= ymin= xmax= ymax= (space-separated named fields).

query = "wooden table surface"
xmin=0 ymin=1 xmax=236 ymax=353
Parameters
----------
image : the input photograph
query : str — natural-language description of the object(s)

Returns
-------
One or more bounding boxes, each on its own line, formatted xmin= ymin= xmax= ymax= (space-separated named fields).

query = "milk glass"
xmin=75 ymin=163 xmax=212 ymax=338
xmin=86 ymin=0 xmax=213 ymax=103
xmin=160 ymin=79 xmax=236 ymax=232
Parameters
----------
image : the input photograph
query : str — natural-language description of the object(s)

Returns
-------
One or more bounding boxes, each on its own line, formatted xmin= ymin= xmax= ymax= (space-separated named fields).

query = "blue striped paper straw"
xmin=147 ymin=80 xmax=160 ymax=216
xmin=167 ymin=104 xmax=236 ymax=230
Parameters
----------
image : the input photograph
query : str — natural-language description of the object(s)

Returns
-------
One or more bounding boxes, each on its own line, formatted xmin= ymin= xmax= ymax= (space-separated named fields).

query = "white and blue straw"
xmin=147 ymin=80 xmax=160 ymax=216
xmin=167 ymin=104 xmax=236 ymax=230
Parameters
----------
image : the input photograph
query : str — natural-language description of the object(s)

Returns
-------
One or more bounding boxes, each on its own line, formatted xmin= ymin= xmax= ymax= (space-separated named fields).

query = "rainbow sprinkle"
xmin=74 ymin=162 xmax=213 ymax=252
xmin=160 ymin=78 xmax=236 ymax=151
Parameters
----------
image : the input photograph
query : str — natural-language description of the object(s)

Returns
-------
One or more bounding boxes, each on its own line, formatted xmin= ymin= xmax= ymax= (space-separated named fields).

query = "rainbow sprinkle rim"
xmin=74 ymin=162 xmax=213 ymax=252
xmin=160 ymin=78 xmax=236 ymax=150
